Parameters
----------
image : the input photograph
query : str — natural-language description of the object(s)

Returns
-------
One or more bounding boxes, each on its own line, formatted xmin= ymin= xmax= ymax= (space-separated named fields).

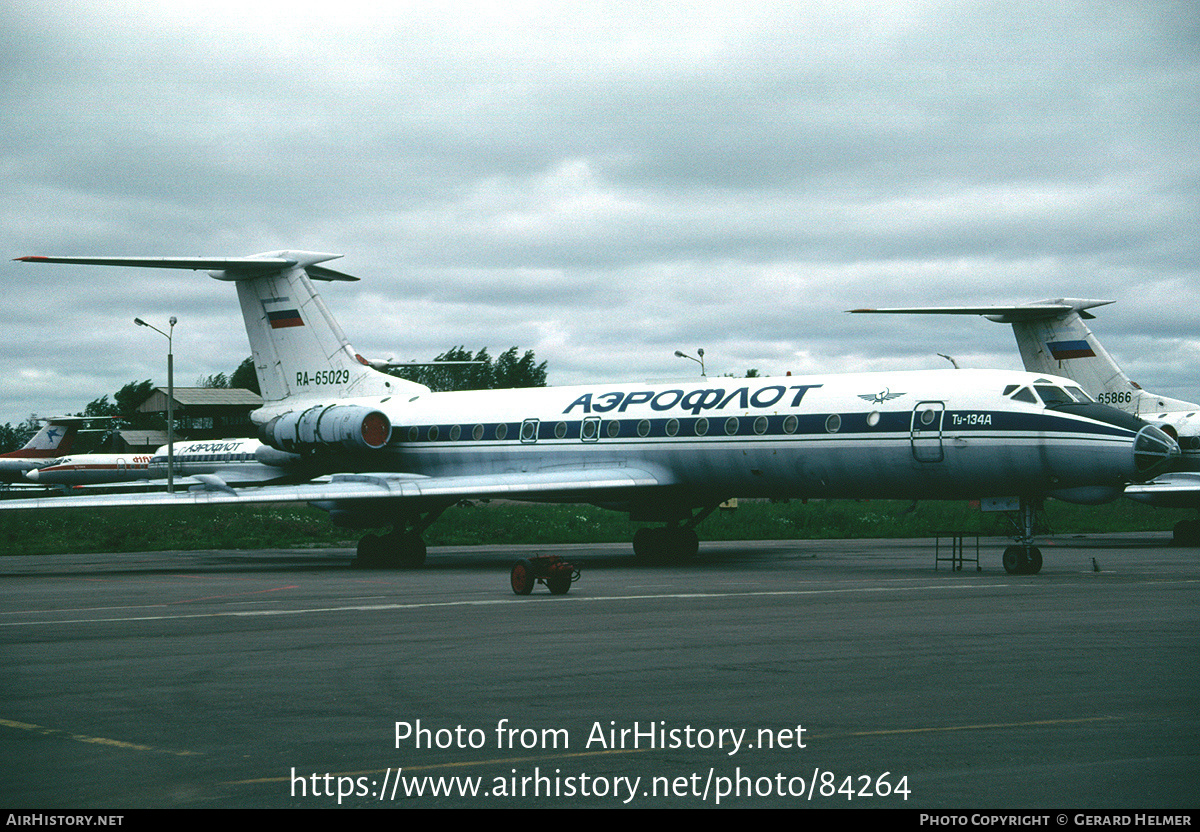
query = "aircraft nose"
xmin=1133 ymin=424 xmax=1180 ymax=480
xmin=24 ymin=469 xmax=41 ymax=482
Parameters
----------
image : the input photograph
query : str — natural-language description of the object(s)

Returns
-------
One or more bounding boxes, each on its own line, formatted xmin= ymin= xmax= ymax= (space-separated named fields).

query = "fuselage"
xmin=257 ymin=368 xmax=1177 ymax=507
xmin=25 ymin=438 xmax=299 ymax=487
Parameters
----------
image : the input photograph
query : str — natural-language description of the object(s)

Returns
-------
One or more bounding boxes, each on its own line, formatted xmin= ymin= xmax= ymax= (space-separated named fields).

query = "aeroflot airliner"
xmin=9 ymin=252 xmax=1181 ymax=574
xmin=25 ymin=438 xmax=305 ymax=489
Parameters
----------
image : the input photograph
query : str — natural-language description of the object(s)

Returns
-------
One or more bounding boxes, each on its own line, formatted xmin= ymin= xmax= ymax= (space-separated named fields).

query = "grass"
xmin=0 ymin=497 xmax=1192 ymax=556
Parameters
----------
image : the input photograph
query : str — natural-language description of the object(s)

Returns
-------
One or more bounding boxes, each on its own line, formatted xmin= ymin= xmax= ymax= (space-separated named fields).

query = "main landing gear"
xmin=1173 ymin=518 xmax=1200 ymax=546
xmin=1003 ymin=497 xmax=1044 ymax=575
xmin=631 ymin=505 xmax=718 ymax=563
xmin=354 ymin=530 xmax=427 ymax=568
xmin=352 ymin=506 xmax=446 ymax=568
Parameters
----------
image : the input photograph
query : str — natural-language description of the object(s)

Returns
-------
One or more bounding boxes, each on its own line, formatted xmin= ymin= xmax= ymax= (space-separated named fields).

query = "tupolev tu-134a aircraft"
xmin=850 ymin=300 xmax=1200 ymax=544
xmin=7 ymin=253 xmax=1181 ymax=574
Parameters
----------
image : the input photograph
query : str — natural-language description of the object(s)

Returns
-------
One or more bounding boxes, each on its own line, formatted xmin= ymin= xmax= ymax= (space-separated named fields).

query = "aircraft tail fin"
xmin=1 ymin=416 xmax=84 ymax=459
xmin=16 ymin=251 xmax=428 ymax=405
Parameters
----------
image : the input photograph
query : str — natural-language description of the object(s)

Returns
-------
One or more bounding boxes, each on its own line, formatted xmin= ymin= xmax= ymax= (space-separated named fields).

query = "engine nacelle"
xmin=262 ymin=405 xmax=392 ymax=453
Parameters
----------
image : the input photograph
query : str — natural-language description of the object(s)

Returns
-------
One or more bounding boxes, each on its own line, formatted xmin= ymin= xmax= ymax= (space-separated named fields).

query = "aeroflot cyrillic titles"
xmin=8 ymin=252 xmax=1181 ymax=574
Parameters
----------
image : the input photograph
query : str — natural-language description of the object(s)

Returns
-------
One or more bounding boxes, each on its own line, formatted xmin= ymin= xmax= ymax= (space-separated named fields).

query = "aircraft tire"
xmin=1002 ymin=545 xmax=1028 ymax=575
xmin=1025 ymin=547 xmax=1042 ymax=574
xmin=675 ymin=528 xmax=700 ymax=560
xmin=395 ymin=534 xmax=427 ymax=568
xmin=353 ymin=533 xmax=386 ymax=568
xmin=511 ymin=559 xmax=535 ymax=595
xmin=632 ymin=527 xmax=656 ymax=561
xmin=1173 ymin=519 xmax=1200 ymax=546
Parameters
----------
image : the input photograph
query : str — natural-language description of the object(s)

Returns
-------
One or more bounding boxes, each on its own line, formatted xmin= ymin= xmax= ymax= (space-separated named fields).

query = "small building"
xmin=136 ymin=387 xmax=263 ymax=439
xmin=115 ymin=429 xmax=168 ymax=454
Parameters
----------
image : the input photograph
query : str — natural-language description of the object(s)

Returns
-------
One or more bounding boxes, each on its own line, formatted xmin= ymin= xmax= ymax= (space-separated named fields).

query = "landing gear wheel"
xmin=632 ymin=527 xmax=655 ymax=561
xmin=1002 ymin=545 xmax=1028 ymax=575
xmin=353 ymin=532 xmax=426 ymax=568
xmin=1025 ymin=547 xmax=1042 ymax=575
xmin=1003 ymin=545 xmax=1041 ymax=575
xmin=632 ymin=527 xmax=700 ymax=562
xmin=353 ymin=533 xmax=386 ymax=568
xmin=511 ymin=559 xmax=535 ymax=595
xmin=1173 ymin=519 xmax=1200 ymax=546
xmin=396 ymin=534 xmax=427 ymax=568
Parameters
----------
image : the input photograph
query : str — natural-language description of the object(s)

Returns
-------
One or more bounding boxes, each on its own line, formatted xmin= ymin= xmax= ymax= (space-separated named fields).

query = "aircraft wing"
xmin=0 ymin=466 xmax=673 ymax=511
xmin=1123 ymin=473 xmax=1200 ymax=509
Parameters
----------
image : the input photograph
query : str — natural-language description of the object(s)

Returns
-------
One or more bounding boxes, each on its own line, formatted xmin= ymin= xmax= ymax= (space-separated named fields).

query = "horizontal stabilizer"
xmin=16 ymin=251 xmax=359 ymax=282
xmin=849 ymin=299 xmax=1114 ymax=323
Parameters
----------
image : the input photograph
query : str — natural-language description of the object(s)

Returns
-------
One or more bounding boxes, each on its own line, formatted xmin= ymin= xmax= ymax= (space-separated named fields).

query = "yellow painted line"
xmin=0 ymin=717 xmax=200 ymax=757
xmin=837 ymin=715 xmax=1119 ymax=738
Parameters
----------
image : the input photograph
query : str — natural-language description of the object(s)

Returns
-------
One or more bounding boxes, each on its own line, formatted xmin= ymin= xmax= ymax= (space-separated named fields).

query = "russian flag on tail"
xmin=1047 ymin=339 xmax=1095 ymax=360
xmin=267 ymin=309 xmax=304 ymax=328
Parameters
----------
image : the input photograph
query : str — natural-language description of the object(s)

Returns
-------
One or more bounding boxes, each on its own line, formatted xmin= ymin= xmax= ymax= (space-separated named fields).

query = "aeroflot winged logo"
xmin=857 ymin=388 xmax=905 ymax=405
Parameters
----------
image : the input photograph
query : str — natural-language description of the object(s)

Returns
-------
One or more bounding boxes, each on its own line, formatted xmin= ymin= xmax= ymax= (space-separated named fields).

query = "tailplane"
xmin=16 ymin=251 xmax=428 ymax=406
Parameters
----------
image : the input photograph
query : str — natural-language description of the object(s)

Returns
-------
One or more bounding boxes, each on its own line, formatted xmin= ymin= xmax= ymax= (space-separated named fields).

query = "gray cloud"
xmin=2 ymin=0 xmax=1197 ymax=424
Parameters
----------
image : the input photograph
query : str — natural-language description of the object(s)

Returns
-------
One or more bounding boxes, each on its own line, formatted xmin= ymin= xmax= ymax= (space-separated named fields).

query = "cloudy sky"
xmin=2 ymin=0 xmax=1197 ymax=426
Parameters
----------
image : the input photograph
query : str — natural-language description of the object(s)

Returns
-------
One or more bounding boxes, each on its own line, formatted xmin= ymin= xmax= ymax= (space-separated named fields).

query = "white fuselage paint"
xmin=26 ymin=439 xmax=294 ymax=487
xmin=257 ymin=368 xmax=1155 ymax=506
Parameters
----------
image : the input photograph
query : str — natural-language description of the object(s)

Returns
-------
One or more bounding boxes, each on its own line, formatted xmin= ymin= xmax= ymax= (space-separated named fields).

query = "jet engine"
xmin=261 ymin=405 xmax=392 ymax=453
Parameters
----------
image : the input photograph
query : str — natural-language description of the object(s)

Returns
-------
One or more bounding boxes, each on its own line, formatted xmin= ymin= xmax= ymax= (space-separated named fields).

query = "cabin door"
xmin=910 ymin=402 xmax=945 ymax=463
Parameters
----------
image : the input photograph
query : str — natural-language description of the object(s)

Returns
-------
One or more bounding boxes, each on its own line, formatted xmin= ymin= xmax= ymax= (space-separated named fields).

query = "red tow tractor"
xmin=510 ymin=554 xmax=581 ymax=596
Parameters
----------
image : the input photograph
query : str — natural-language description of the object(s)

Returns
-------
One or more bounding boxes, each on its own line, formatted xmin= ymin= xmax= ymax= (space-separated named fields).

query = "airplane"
xmin=4 ymin=253 xmax=1182 ymax=575
xmin=24 ymin=437 xmax=308 ymax=491
xmin=849 ymin=299 xmax=1200 ymax=544
xmin=0 ymin=416 xmax=87 ymax=483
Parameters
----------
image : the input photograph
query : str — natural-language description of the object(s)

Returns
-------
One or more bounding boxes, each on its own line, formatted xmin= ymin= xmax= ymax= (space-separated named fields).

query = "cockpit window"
xmin=1034 ymin=385 xmax=1075 ymax=407
xmin=1002 ymin=384 xmax=1019 ymax=396
xmin=1009 ymin=387 xmax=1037 ymax=404
xmin=1064 ymin=386 xmax=1093 ymax=403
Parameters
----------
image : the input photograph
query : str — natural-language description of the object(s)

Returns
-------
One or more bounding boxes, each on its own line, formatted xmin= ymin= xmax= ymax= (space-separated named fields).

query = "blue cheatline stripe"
xmin=386 ymin=411 xmax=1132 ymax=447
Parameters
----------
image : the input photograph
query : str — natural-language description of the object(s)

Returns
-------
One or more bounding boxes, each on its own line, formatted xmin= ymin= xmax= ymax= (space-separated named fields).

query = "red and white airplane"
xmin=6 ymin=253 xmax=1181 ymax=574
xmin=0 ymin=417 xmax=87 ymax=483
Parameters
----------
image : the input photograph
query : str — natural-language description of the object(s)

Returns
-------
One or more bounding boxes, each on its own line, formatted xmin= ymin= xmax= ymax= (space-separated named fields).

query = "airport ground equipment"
xmin=510 ymin=555 xmax=581 ymax=596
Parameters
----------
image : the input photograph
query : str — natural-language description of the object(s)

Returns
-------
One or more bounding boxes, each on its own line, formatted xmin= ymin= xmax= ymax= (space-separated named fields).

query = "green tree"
xmin=230 ymin=357 xmax=260 ymax=395
xmin=0 ymin=415 xmax=41 ymax=454
xmin=197 ymin=371 xmax=230 ymax=389
xmin=390 ymin=347 xmax=547 ymax=392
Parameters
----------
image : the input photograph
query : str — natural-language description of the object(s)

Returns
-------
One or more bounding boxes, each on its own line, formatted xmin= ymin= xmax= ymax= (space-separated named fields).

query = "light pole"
xmin=674 ymin=348 xmax=705 ymax=376
xmin=134 ymin=316 xmax=177 ymax=493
